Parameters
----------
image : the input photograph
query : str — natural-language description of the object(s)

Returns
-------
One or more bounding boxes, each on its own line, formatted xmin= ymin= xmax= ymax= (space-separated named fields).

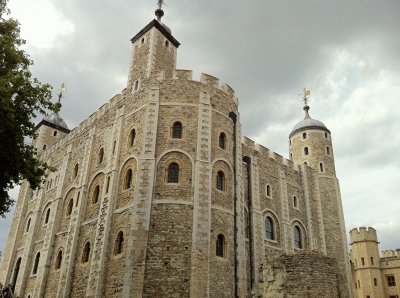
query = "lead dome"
xmin=289 ymin=105 xmax=330 ymax=138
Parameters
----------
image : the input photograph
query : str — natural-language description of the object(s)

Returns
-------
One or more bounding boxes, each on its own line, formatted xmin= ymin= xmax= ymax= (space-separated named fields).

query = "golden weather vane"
xmin=300 ymin=87 xmax=311 ymax=106
xmin=58 ymin=83 xmax=66 ymax=104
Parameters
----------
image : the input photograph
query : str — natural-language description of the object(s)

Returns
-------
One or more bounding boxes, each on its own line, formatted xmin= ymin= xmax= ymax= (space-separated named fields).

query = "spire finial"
xmin=56 ymin=83 xmax=66 ymax=111
xmin=155 ymin=0 xmax=165 ymax=22
xmin=301 ymin=87 xmax=311 ymax=119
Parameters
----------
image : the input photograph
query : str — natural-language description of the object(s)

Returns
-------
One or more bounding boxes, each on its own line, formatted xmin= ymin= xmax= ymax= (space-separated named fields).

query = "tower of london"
xmin=0 ymin=5 xmax=351 ymax=297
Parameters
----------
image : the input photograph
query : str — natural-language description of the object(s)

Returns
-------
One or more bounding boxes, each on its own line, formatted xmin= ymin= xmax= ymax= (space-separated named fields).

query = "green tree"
xmin=0 ymin=0 xmax=56 ymax=217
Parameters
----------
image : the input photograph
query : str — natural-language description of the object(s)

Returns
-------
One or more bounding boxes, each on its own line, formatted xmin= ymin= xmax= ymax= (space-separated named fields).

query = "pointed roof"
xmin=130 ymin=19 xmax=180 ymax=48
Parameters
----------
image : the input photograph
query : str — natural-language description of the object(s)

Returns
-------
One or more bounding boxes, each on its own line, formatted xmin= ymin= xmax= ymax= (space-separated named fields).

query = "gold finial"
xmin=57 ymin=83 xmax=66 ymax=105
xmin=302 ymin=87 xmax=311 ymax=106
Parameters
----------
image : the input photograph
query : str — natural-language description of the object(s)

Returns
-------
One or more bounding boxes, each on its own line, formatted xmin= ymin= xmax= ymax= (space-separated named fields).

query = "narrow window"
xmin=74 ymin=164 xmax=79 ymax=178
xmin=319 ymin=162 xmax=324 ymax=172
xmin=370 ymin=257 xmax=374 ymax=265
xmin=76 ymin=192 xmax=80 ymax=206
xmin=304 ymin=147 xmax=309 ymax=155
xmin=43 ymin=144 xmax=47 ymax=150
xmin=355 ymin=282 xmax=357 ymax=289
xmin=387 ymin=275 xmax=396 ymax=287
xmin=129 ymin=129 xmax=136 ymax=147
xmin=32 ymin=252 xmax=40 ymax=275
xmin=81 ymin=242 xmax=91 ymax=263
xmin=67 ymin=199 xmax=73 ymax=216
xmin=366 ymin=296 xmax=370 ymax=298
xmin=216 ymin=234 xmax=225 ymax=257
xmin=125 ymin=169 xmax=133 ymax=189
xmin=265 ymin=217 xmax=275 ymax=240
xmin=358 ymin=280 xmax=360 ymax=288
xmin=98 ymin=148 xmax=104 ymax=164
xmin=167 ymin=163 xmax=179 ymax=183
xmin=293 ymin=196 xmax=298 ymax=208
xmin=172 ymin=122 xmax=182 ymax=139
xmin=134 ymin=80 xmax=139 ymax=91
xmin=44 ymin=208 xmax=50 ymax=224
xmin=55 ymin=250 xmax=63 ymax=270
xmin=289 ymin=139 xmax=291 ymax=146
xmin=361 ymin=257 xmax=365 ymax=266
xmin=114 ymin=231 xmax=124 ymax=255
xmin=294 ymin=226 xmax=302 ymax=249
xmin=93 ymin=185 xmax=100 ymax=204
xmin=302 ymin=132 xmax=307 ymax=139
xmin=112 ymin=141 xmax=116 ymax=154
xmin=290 ymin=153 xmax=293 ymax=160
xmin=219 ymin=133 xmax=226 ymax=149
xmin=326 ymin=146 xmax=330 ymax=155
xmin=266 ymin=185 xmax=271 ymax=197
xmin=325 ymin=132 xmax=328 ymax=138
xmin=374 ymin=278 xmax=377 ymax=286
xmin=12 ymin=258 xmax=22 ymax=290
xmin=216 ymin=171 xmax=225 ymax=191
xmin=165 ymin=40 xmax=169 ymax=47
xmin=141 ymin=37 xmax=144 ymax=44
xmin=106 ymin=176 xmax=110 ymax=193
xmin=26 ymin=218 xmax=31 ymax=232
xmin=53 ymin=131 xmax=57 ymax=136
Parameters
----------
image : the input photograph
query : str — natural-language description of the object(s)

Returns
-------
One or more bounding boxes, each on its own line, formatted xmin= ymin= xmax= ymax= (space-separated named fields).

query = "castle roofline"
xmin=35 ymin=119 xmax=70 ymax=134
xmin=130 ymin=19 xmax=180 ymax=48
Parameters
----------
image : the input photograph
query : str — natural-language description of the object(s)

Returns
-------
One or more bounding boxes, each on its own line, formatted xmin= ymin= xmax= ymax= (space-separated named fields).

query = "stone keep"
xmin=0 ymin=10 xmax=351 ymax=298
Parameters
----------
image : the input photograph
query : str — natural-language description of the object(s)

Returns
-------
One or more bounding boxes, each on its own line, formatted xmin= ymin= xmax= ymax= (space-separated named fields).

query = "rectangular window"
xmin=370 ymin=257 xmax=374 ymax=265
xmin=387 ymin=275 xmax=396 ymax=287
xmin=361 ymin=257 xmax=365 ymax=266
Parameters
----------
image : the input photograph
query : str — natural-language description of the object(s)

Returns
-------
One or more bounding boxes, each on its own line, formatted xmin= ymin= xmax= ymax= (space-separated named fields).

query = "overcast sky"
xmin=1 ymin=0 xmax=399 ymax=253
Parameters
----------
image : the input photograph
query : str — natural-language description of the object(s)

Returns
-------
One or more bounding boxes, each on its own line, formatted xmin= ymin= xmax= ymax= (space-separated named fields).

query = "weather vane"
xmin=300 ymin=87 xmax=311 ymax=107
xmin=157 ymin=0 xmax=165 ymax=9
xmin=155 ymin=0 xmax=165 ymax=21
xmin=58 ymin=83 xmax=66 ymax=104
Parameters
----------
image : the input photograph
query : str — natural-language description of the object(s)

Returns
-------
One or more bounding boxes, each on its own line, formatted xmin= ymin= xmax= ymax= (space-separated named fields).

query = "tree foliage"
xmin=0 ymin=0 xmax=56 ymax=217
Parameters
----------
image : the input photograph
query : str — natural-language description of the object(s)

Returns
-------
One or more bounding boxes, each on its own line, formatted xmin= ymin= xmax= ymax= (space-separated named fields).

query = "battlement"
xmin=242 ymin=136 xmax=300 ymax=172
xmin=381 ymin=250 xmax=399 ymax=258
xmin=350 ymin=227 xmax=378 ymax=243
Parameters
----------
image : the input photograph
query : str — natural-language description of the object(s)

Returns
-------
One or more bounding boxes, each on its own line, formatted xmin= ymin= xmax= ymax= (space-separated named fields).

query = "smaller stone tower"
xmin=33 ymin=86 xmax=70 ymax=152
xmin=350 ymin=227 xmax=386 ymax=298
xmin=127 ymin=2 xmax=180 ymax=90
xmin=289 ymin=92 xmax=334 ymax=175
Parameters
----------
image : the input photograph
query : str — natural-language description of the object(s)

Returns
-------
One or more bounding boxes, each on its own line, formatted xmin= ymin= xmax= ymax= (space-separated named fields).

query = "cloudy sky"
xmin=1 ymin=0 xmax=399 ymax=253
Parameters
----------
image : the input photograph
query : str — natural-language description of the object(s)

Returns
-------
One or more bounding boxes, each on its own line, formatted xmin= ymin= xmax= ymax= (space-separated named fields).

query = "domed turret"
xmin=289 ymin=90 xmax=335 ymax=175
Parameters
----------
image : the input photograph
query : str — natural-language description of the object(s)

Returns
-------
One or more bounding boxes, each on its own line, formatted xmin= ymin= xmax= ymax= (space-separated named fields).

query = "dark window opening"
xmin=370 ymin=257 xmax=374 ymax=265
xmin=82 ymin=242 xmax=91 ymax=263
xmin=67 ymin=199 xmax=73 ymax=216
xmin=265 ymin=217 xmax=275 ymax=240
xmin=294 ymin=226 xmax=302 ymax=249
xmin=32 ymin=252 xmax=40 ymax=275
xmin=219 ymin=133 xmax=226 ymax=149
xmin=374 ymin=278 xmax=377 ymax=286
xmin=326 ymin=146 xmax=330 ymax=155
xmin=304 ymin=147 xmax=309 ymax=155
xmin=125 ymin=169 xmax=133 ymax=189
xmin=55 ymin=250 xmax=63 ymax=270
xmin=293 ymin=196 xmax=298 ymax=208
xmin=216 ymin=234 xmax=225 ymax=257
xmin=217 ymin=171 xmax=225 ymax=191
xmin=43 ymin=144 xmax=47 ymax=150
xmin=106 ymin=177 xmax=110 ymax=193
xmin=129 ymin=129 xmax=136 ymax=147
xmin=74 ymin=164 xmax=79 ymax=178
xmin=98 ymin=148 xmax=104 ymax=164
xmin=53 ymin=131 xmax=57 ymax=136
xmin=112 ymin=141 xmax=116 ymax=154
xmin=172 ymin=122 xmax=183 ymax=139
xmin=266 ymin=185 xmax=271 ymax=197
xmin=387 ymin=275 xmax=396 ymax=287
xmin=44 ymin=208 xmax=50 ymax=224
xmin=93 ymin=185 xmax=100 ymax=204
xmin=115 ymin=231 xmax=124 ymax=255
xmin=26 ymin=218 xmax=31 ymax=232
xmin=302 ymin=132 xmax=307 ymax=139
xmin=319 ymin=162 xmax=324 ymax=172
xmin=167 ymin=163 xmax=179 ymax=183
xmin=361 ymin=257 xmax=365 ymax=265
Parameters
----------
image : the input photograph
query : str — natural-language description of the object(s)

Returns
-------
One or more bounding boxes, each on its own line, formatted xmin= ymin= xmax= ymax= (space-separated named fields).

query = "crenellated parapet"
xmin=350 ymin=226 xmax=378 ymax=243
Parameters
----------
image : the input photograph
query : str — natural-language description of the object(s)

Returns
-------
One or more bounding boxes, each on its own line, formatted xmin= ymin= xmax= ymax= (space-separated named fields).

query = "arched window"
xmin=373 ymin=278 xmax=377 ymax=286
xmin=114 ymin=231 xmax=124 ymax=255
xmin=265 ymin=217 xmax=275 ymax=240
xmin=294 ymin=226 xmax=302 ymax=249
xmin=44 ymin=208 xmax=50 ymax=225
xmin=32 ymin=252 xmax=40 ymax=275
xmin=12 ymin=257 xmax=22 ymax=288
xmin=74 ymin=163 xmax=79 ymax=178
xmin=266 ymin=185 xmax=271 ymax=197
xmin=326 ymin=146 xmax=330 ymax=155
xmin=125 ymin=169 xmax=133 ymax=189
xmin=81 ymin=242 xmax=91 ymax=263
xmin=216 ymin=234 xmax=225 ymax=257
xmin=293 ymin=196 xmax=298 ymax=208
xmin=167 ymin=163 xmax=179 ymax=183
xmin=319 ymin=162 xmax=324 ymax=172
xmin=129 ymin=129 xmax=136 ymax=147
xmin=172 ymin=122 xmax=182 ymax=139
xmin=42 ymin=144 xmax=47 ymax=150
xmin=93 ymin=185 xmax=100 ymax=204
xmin=67 ymin=199 xmax=73 ymax=216
xmin=219 ymin=133 xmax=226 ymax=149
xmin=53 ymin=131 xmax=57 ymax=136
xmin=98 ymin=148 xmax=104 ymax=164
xmin=216 ymin=171 xmax=225 ymax=191
xmin=324 ymin=132 xmax=328 ymax=139
xmin=302 ymin=132 xmax=307 ymax=139
xmin=165 ymin=40 xmax=169 ymax=47
xmin=55 ymin=250 xmax=63 ymax=270
xmin=134 ymin=80 xmax=139 ymax=91
xmin=304 ymin=147 xmax=309 ymax=155
xmin=26 ymin=217 xmax=31 ymax=232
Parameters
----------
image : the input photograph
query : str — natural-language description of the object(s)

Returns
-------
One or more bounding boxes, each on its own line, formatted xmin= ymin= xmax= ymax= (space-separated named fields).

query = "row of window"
xmin=265 ymin=216 xmax=304 ymax=249
xmin=302 ymin=146 xmax=330 ymax=156
xmin=355 ymin=275 xmax=396 ymax=290
xmin=289 ymin=131 xmax=330 ymax=145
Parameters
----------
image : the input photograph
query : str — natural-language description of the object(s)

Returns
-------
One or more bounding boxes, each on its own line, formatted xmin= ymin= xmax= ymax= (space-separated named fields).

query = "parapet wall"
xmin=350 ymin=227 xmax=378 ymax=243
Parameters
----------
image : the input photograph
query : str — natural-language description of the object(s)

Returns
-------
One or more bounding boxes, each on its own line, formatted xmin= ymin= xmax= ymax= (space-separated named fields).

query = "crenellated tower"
xmin=289 ymin=89 xmax=351 ymax=297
